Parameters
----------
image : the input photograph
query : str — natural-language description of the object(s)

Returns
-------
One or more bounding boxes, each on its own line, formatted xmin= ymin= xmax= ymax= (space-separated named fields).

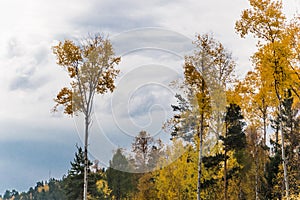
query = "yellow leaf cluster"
xmin=235 ymin=0 xmax=285 ymax=41
xmin=52 ymin=34 xmax=120 ymax=116
xmin=37 ymin=184 xmax=49 ymax=193
xmin=155 ymin=140 xmax=197 ymax=200
xmin=52 ymin=40 xmax=82 ymax=68
xmin=96 ymin=179 xmax=112 ymax=198
xmin=53 ymin=87 xmax=74 ymax=115
xmin=236 ymin=0 xmax=300 ymax=104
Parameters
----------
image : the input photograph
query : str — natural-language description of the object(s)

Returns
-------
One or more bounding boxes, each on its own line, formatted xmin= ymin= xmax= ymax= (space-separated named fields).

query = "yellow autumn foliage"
xmin=96 ymin=179 xmax=112 ymax=198
xmin=37 ymin=184 xmax=49 ymax=193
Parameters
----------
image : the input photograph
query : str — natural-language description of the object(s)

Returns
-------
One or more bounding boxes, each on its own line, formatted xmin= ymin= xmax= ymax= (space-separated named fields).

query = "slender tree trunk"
xmin=272 ymin=45 xmax=290 ymax=199
xmin=279 ymin=105 xmax=289 ymax=199
xmin=255 ymin=144 xmax=259 ymax=200
xmin=83 ymin=114 xmax=89 ymax=200
xmin=263 ymin=112 xmax=267 ymax=147
xmin=254 ymin=126 xmax=258 ymax=199
xmin=224 ymin=122 xmax=228 ymax=200
xmin=262 ymin=113 xmax=267 ymax=176
xmin=224 ymin=148 xmax=227 ymax=200
xmin=255 ymin=163 xmax=259 ymax=200
xmin=275 ymin=124 xmax=279 ymax=153
xmin=197 ymin=71 xmax=206 ymax=200
xmin=197 ymin=116 xmax=204 ymax=200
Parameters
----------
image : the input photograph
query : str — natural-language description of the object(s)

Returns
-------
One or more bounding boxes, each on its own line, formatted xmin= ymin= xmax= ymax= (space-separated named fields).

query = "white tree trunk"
xmin=279 ymin=107 xmax=289 ymax=200
xmin=255 ymin=144 xmax=259 ymax=200
xmin=83 ymin=114 xmax=89 ymax=200
xmin=197 ymin=122 xmax=203 ymax=200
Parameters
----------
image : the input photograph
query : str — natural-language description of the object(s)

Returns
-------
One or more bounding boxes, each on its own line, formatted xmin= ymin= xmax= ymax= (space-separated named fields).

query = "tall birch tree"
xmin=52 ymin=34 xmax=120 ymax=200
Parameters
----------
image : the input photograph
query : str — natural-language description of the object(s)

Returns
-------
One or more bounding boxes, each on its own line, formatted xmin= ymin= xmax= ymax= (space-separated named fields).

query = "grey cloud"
xmin=10 ymin=76 xmax=33 ymax=90
xmin=111 ymin=28 xmax=194 ymax=56
xmin=5 ymin=37 xmax=48 ymax=63
xmin=9 ymin=75 xmax=47 ymax=91
xmin=70 ymin=0 xmax=176 ymax=32
xmin=128 ymin=84 xmax=174 ymax=118
xmin=76 ymin=14 xmax=157 ymax=32
xmin=33 ymin=45 xmax=50 ymax=66
xmin=110 ymin=64 xmax=180 ymax=120
xmin=71 ymin=1 xmax=154 ymax=31
xmin=6 ymin=38 xmax=24 ymax=58
xmin=7 ymin=42 xmax=51 ymax=91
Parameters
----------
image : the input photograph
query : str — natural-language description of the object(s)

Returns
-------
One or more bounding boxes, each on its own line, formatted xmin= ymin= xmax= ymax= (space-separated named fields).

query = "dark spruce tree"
xmin=106 ymin=148 xmax=134 ymax=200
xmin=169 ymin=93 xmax=196 ymax=142
xmin=221 ymin=103 xmax=246 ymax=200
xmin=202 ymin=103 xmax=247 ymax=198
xmin=46 ymin=178 xmax=66 ymax=200
xmin=223 ymin=103 xmax=246 ymax=152
xmin=62 ymin=145 xmax=102 ymax=200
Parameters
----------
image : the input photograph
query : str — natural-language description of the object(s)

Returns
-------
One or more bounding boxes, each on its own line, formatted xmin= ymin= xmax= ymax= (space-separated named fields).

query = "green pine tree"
xmin=62 ymin=145 xmax=101 ymax=200
xmin=106 ymin=148 xmax=135 ymax=200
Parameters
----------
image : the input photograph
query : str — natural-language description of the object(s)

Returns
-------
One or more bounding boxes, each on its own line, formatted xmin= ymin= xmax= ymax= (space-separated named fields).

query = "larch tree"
xmin=131 ymin=130 xmax=154 ymax=172
xmin=236 ymin=70 xmax=275 ymax=146
xmin=52 ymin=34 xmax=120 ymax=200
xmin=233 ymin=70 xmax=274 ymax=197
xmin=184 ymin=40 xmax=211 ymax=200
xmin=183 ymin=33 xmax=235 ymax=200
xmin=235 ymin=0 xmax=300 ymax=198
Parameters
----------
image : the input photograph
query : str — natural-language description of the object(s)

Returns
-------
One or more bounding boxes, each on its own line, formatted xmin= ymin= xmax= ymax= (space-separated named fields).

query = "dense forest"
xmin=1 ymin=0 xmax=300 ymax=199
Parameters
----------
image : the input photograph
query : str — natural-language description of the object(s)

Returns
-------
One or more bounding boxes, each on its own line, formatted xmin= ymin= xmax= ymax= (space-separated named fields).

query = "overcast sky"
xmin=0 ymin=0 xmax=299 ymax=194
